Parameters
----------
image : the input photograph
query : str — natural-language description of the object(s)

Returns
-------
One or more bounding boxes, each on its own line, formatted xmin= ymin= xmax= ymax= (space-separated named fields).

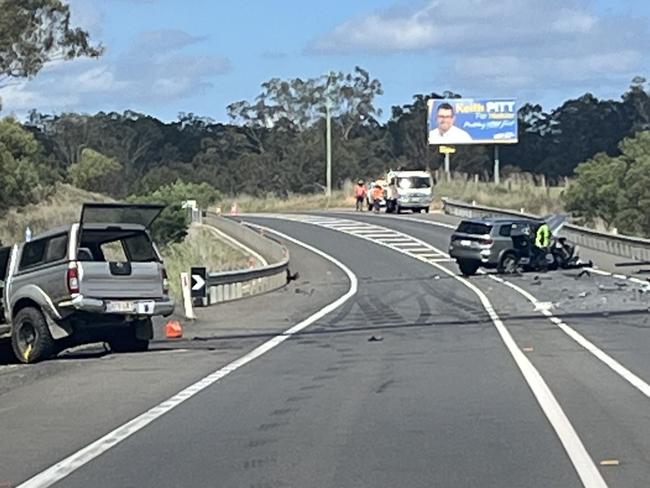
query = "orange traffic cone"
xmin=165 ymin=320 xmax=183 ymax=339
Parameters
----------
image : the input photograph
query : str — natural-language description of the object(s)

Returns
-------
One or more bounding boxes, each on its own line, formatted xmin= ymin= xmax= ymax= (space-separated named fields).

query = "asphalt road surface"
xmin=3 ymin=211 xmax=650 ymax=487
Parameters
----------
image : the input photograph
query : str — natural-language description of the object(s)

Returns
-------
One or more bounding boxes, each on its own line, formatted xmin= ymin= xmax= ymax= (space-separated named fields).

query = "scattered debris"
xmin=368 ymin=335 xmax=384 ymax=342
xmin=534 ymin=302 xmax=554 ymax=312
xmin=531 ymin=280 xmax=542 ymax=286
xmin=598 ymin=284 xmax=618 ymax=293
xmin=599 ymin=459 xmax=620 ymax=467
xmin=433 ymin=275 xmax=441 ymax=281
xmin=522 ymin=347 xmax=534 ymax=353
xmin=614 ymin=282 xmax=628 ymax=288
xmin=576 ymin=269 xmax=591 ymax=279
xmin=578 ymin=291 xmax=590 ymax=298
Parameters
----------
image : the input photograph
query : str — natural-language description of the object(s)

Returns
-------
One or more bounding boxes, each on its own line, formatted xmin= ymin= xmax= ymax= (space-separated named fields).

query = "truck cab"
xmin=385 ymin=170 xmax=434 ymax=213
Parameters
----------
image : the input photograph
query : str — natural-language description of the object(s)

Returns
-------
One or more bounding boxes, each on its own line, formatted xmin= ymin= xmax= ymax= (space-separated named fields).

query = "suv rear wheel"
xmin=12 ymin=307 xmax=56 ymax=363
xmin=458 ymin=260 xmax=480 ymax=276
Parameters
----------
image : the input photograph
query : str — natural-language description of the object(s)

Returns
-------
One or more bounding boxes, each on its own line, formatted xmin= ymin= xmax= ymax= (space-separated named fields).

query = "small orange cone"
xmin=165 ymin=320 xmax=183 ymax=339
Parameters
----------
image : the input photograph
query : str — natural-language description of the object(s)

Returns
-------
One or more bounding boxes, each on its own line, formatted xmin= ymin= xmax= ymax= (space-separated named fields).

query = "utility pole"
xmin=326 ymin=98 xmax=332 ymax=198
xmin=494 ymin=145 xmax=500 ymax=185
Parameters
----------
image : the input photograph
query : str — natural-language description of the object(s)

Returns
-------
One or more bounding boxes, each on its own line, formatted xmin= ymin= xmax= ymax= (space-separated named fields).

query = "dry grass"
xmin=210 ymin=175 xmax=565 ymax=216
xmin=433 ymin=174 xmax=566 ymax=215
xmin=162 ymin=224 xmax=253 ymax=300
xmin=0 ymin=184 xmax=114 ymax=245
xmin=212 ymin=191 xmax=352 ymax=214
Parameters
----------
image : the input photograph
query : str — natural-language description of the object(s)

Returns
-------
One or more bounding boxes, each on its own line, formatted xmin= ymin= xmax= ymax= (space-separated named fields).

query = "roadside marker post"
xmin=180 ymin=272 xmax=196 ymax=320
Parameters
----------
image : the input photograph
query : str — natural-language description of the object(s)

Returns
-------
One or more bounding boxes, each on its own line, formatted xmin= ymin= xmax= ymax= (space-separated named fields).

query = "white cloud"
xmin=0 ymin=28 xmax=231 ymax=114
xmin=308 ymin=0 xmax=649 ymax=99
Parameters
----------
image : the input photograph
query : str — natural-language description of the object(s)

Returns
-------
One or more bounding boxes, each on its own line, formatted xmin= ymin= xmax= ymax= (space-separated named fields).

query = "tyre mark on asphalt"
xmin=258 ymin=421 xmax=290 ymax=431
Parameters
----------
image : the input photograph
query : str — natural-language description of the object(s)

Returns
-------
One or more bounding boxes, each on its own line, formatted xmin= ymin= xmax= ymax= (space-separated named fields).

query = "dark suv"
xmin=448 ymin=217 xmax=537 ymax=276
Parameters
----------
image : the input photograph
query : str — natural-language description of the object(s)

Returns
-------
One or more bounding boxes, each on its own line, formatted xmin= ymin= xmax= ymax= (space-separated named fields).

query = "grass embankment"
xmin=0 ymin=184 xmax=114 ymax=245
xmin=214 ymin=191 xmax=351 ymax=214
xmin=433 ymin=175 xmax=565 ymax=215
xmin=162 ymin=225 xmax=252 ymax=300
xmin=212 ymin=175 xmax=565 ymax=216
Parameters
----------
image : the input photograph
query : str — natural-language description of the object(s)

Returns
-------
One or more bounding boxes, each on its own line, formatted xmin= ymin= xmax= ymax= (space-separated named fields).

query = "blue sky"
xmin=2 ymin=0 xmax=650 ymax=122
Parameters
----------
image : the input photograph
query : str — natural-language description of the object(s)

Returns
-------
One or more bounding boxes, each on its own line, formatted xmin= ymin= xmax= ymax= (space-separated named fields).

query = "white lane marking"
xmin=198 ymin=223 xmax=268 ymax=267
xmin=353 ymin=234 xmax=401 ymax=240
xmin=283 ymin=215 xmax=607 ymax=488
xmin=491 ymin=275 xmax=650 ymax=399
xmin=350 ymin=212 xmax=650 ymax=398
xmin=17 ymin=225 xmax=358 ymax=488
xmin=331 ymin=211 xmax=459 ymax=230
xmin=385 ymin=212 xmax=650 ymax=288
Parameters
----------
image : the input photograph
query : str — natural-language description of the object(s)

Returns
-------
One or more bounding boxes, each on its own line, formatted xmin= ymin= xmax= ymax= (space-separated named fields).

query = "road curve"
xmin=7 ymin=212 xmax=650 ymax=487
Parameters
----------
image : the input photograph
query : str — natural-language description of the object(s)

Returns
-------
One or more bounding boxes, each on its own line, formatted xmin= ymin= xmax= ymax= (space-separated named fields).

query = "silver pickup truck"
xmin=0 ymin=203 xmax=175 ymax=363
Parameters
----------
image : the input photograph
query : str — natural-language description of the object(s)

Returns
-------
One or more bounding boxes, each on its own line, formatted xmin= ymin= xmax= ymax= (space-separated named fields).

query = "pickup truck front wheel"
xmin=12 ymin=307 xmax=56 ymax=363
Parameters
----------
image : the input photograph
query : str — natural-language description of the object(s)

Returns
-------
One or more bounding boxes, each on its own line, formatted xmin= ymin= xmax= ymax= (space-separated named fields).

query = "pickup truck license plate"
xmin=460 ymin=240 xmax=471 ymax=246
xmin=106 ymin=301 xmax=155 ymax=314
xmin=106 ymin=301 xmax=135 ymax=313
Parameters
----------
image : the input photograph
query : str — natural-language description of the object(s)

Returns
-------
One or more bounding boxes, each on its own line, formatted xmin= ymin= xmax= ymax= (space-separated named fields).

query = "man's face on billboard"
xmin=437 ymin=107 xmax=454 ymax=132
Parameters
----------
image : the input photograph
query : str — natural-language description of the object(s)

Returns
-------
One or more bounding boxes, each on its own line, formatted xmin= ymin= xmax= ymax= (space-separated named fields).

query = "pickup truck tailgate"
xmin=79 ymin=261 xmax=163 ymax=298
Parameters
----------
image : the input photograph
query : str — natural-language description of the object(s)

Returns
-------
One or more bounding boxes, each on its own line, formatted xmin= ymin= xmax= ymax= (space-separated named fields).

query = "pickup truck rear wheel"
xmin=12 ymin=307 xmax=56 ymax=363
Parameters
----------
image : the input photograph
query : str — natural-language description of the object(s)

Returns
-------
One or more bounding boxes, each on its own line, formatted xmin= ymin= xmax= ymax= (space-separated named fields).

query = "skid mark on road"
xmin=267 ymin=213 xmax=607 ymax=488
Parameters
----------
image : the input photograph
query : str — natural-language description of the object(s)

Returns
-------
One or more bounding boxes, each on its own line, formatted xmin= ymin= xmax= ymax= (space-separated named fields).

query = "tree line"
xmin=11 ymin=73 xmax=650 ymax=198
xmin=2 ymin=1 xmax=650 ymax=238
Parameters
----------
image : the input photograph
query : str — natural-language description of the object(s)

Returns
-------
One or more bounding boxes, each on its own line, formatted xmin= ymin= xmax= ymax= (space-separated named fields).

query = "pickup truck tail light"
xmin=162 ymin=268 xmax=169 ymax=294
xmin=67 ymin=263 xmax=80 ymax=294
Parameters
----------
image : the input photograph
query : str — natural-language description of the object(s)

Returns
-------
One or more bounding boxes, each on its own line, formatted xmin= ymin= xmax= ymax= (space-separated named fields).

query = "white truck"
xmin=385 ymin=170 xmax=434 ymax=214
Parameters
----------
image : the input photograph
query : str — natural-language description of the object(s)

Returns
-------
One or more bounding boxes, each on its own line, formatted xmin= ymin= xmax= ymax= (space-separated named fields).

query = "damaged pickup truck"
xmin=0 ymin=203 xmax=175 ymax=363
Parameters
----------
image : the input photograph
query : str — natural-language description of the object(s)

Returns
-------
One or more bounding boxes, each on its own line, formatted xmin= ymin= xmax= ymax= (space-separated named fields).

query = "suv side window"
xmin=499 ymin=225 xmax=512 ymax=237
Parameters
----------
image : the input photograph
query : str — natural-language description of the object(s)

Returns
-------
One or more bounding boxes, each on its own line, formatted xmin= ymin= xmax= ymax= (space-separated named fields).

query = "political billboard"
xmin=427 ymin=98 xmax=518 ymax=145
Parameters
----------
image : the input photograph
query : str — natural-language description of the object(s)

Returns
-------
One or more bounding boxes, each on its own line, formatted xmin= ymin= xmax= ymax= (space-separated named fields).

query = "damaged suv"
xmin=0 ymin=203 xmax=175 ymax=363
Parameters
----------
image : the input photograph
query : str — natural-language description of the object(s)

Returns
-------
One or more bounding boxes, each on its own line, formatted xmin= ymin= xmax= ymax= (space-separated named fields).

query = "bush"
xmin=564 ymin=131 xmax=650 ymax=236
xmin=129 ymin=180 xmax=222 ymax=246
xmin=0 ymin=118 xmax=51 ymax=209
xmin=68 ymin=148 xmax=123 ymax=194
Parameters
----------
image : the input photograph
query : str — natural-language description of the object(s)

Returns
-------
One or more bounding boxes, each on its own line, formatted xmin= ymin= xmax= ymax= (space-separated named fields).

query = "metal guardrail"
xmin=199 ymin=213 xmax=290 ymax=304
xmin=442 ymin=198 xmax=650 ymax=262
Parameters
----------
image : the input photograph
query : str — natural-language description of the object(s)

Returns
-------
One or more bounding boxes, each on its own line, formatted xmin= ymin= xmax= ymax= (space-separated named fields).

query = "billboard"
xmin=427 ymin=98 xmax=518 ymax=145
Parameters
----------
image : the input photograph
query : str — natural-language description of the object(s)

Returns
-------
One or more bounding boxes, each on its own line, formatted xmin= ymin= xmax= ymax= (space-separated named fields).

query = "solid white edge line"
xmin=286 ymin=214 xmax=607 ymax=488
xmin=363 ymin=212 xmax=650 ymax=400
xmin=17 ymin=223 xmax=358 ymax=488
xmin=197 ymin=223 xmax=269 ymax=267
xmin=491 ymin=275 xmax=650 ymax=399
